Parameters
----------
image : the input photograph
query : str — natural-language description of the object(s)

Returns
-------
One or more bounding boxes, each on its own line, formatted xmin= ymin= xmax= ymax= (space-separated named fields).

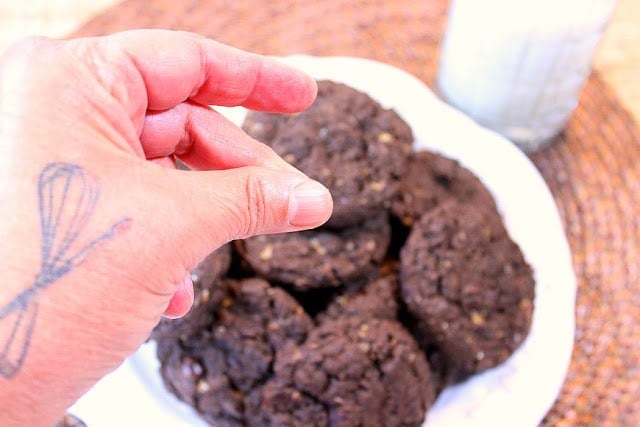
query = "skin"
xmin=0 ymin=29 xmax=332 ymax=426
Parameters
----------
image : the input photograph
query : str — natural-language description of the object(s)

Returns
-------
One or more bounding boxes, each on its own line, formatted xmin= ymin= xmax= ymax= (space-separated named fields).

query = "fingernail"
xmin=288 ymin=180 xmax=333 ymax=227
xmin=162 ymin=275 xmax=194 ymax=319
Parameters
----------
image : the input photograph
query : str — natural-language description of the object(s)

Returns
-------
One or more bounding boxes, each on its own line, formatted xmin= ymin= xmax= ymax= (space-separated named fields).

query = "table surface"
xmin=0 ymin=0 xmax=638 ymax=124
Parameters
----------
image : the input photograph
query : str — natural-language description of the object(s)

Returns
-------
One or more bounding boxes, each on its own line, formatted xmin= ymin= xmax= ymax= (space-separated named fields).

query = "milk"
xmin=437 ymin=0 xmax=618 ymax=151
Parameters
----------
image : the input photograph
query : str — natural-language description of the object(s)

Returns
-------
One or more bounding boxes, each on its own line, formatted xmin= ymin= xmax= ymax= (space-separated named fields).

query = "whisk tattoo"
xmin=0 ymin=162 xmax=130 ymax=378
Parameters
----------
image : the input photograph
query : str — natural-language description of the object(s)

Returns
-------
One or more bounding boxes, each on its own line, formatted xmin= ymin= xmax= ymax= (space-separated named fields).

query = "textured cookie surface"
xmin=242 ymin=80 xmax=413 ymax=228
xmin=251 ymin=316 xmax=434 ymax=427
xmin=392 ymin=150 xmax=498 ymax=227
xmin=237 ymin=213 xmax=391 ymax=290
xmin=400 ymin=201 xmax=535 ymax=380
xmin=317 ymin=275 xmax=399 ymax=322
xmin=155 ymin=278 xmax=313 ymax=426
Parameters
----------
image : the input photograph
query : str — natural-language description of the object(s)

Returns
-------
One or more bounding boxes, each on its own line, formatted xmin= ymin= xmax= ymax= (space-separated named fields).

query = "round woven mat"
xmin=71 ymin=0 xmax=640 ymax=425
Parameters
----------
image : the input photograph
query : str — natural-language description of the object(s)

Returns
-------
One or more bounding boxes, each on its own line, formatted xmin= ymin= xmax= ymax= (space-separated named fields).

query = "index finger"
xmin=101 ymin=29 xmax=317 ymax=112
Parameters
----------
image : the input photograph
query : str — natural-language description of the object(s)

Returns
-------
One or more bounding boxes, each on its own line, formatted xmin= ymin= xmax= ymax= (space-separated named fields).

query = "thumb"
xmin=175 ymin=166 xmax=333 ymax=241
xmin=146 ymin=163 xmax=333 ymax=272
xmin=155 ymin=161 xmax=335 ymax=319
xmin=97 ymin=162 xmax=331 ymax=320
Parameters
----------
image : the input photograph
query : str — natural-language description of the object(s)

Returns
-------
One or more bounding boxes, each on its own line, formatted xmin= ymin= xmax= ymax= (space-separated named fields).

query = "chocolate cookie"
xmin=150 ymin=244 xmax=232 ymax=341
xmin=250 ymin=316 xmax=434 ymax=427
xmin=317 ymin=275 xmax=399 ymax=323
xmin=242 ymin=80 xmax=413 ymax=228
xmin=155 ymin=278 xmax=313 ymax=426
xmin=236 ymin=213 xmax=391 ymax=290
xmin=392 ymin=150 xmax=498 ymax=227
xmin=400 ymin=201 xmax=534 ymax=381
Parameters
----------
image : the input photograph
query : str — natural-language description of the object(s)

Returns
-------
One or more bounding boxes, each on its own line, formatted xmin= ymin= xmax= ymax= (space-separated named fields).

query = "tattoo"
xmin=0 ymin=162 xmax=130 ymax=378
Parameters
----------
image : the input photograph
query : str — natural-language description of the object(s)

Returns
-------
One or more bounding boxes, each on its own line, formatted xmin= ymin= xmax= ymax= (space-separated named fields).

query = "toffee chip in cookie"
xmin=392 ymin=150 xmax=498 ymax=227
xmin=251 ymin=316 xmax=434 ymax=427
xmin=400 ymin=201 xmax=535 ymax=381
xmin=155 ymin=278 xmax=313 ymax=427
xmin=236 ymin=213 xmax=391 ymax=290
xmin=242 ymin=80 xmax=413 ymax=228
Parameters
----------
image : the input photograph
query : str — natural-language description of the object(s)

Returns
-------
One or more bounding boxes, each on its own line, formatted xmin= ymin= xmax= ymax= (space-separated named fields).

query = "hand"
xmin=0 ymin=30 xmax=332 ymax=426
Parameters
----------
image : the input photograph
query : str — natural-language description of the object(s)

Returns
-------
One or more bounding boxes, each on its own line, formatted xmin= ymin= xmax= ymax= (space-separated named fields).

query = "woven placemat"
xmin=71 ymin=0 xmax=640 ymax=425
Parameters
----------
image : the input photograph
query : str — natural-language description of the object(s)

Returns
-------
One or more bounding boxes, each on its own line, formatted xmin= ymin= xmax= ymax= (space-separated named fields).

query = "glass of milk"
xmin=437 ymin=0 xmax=618 ymax=152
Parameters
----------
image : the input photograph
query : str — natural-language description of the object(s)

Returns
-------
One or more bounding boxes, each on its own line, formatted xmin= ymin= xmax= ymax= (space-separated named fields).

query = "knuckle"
xmin=48 ymin=36 xmax=143 ymax=115
xmin=238 ymin=172 xmax=270 ymax=238
xmin=68 ymin=38 xmax=137 ymax=102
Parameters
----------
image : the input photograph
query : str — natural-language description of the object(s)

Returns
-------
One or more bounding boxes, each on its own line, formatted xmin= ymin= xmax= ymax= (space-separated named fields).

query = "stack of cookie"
xmin=151 ymin=81 xmax=535 ymax=426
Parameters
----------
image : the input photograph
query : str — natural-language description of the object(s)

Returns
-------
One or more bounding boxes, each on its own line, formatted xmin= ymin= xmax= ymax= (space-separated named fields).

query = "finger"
xmin=162 ymin=275 xmax=194 ymax=319
xmin=140 ymin=101 xmax=294 ymax=172
xmin=100 ymin=29 xmax=317 ymax=112
xmin=149 ymin=165 xmax=333 ymax=252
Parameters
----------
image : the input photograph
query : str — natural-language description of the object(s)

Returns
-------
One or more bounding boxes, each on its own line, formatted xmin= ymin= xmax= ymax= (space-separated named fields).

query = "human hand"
xmin=0 ymin=30 xmax=331 ymax=425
